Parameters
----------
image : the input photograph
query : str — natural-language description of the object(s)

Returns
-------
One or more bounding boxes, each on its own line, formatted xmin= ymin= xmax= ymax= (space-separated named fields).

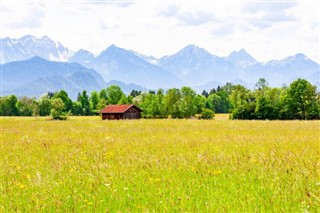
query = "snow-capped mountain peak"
xmin=98 ymin=44 xmax=128 ymax=58
xmin=0 ymin=35 xmax=74 ymax=64
xmin=129 ymin=50 xmax=158 ymax=65
xmin=1 ymin=35 xmax=319 ymax=92
xmin=265 ymin=53 xmax=317 ymax=68
xmin=68 ymin=49 xmax=95 ymax=64
xmin=226 ymin=49 xmax=258 ymax=69
xmin=284 ymin=53 xmax=309 ymax=63
xmin=178 ymin=44 xmax=212 ymax=59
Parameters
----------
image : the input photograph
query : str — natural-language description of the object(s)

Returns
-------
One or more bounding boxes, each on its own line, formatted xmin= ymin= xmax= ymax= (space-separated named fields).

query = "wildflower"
xmin=213 ymin=170 xmax=222 ymax=175
xmin=19 ymin=184 xmax=27 ymax=189
xmin=23 ymin=173 xmax=31 ymax=180
xmin=105 ymin=152 xmax=114 ymax=159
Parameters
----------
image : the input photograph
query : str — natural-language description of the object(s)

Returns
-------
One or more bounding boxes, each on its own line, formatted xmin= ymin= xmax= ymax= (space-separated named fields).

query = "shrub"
xmin=200 ymin=108 xmax=215 ymax=119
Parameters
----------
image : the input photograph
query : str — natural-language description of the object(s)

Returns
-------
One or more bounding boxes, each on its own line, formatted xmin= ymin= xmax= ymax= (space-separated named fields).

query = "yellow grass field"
xmin=1 ymin=115 xmax=319 ymax=212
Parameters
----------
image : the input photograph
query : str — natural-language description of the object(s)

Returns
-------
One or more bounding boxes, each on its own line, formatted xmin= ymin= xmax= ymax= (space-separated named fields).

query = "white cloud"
xmin=158 ymin=3 xmax=217 ymax=26
xmin=241 ymin=2 xmax=298 ymax=29
xmin=3 ymin=3 xmax=46 ymax=29
xmin=1 ymin=1 xmax=319 ymax=63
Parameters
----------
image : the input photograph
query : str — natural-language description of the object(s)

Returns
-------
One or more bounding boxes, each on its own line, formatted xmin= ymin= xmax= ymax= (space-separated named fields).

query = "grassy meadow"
xmin=1 ymin=115 xmax=319 ymax=212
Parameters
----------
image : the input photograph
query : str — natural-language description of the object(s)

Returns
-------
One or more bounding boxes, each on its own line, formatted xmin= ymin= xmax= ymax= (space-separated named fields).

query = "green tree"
xmin=207 ymin=94 xmax=221 ymax=112
xmin=155 ymin=89 xmax=166 ymax=118
xmin=118 ymin=95 xmax=129 ymax=104
xmin=90 ymin=91 xmax=100 ymax=111
xmin=53 ymin=90 xmax=73 ymax=113
xmin=72 ymin=101 xmax=84 ymax=116
xmin=195 ymin=95 xmax=207 ymax=114
xmin=222 ymin=82 xmax=234 ymax=95
xmin=106 ymin=85 xmax=125 ymax=104
xmin=255 ymin=78 xmax=269 ymax=96
xmin=201 ymin=90 xmax=209 ymax=98
xmin=99 ymin=89 xmax=108 ymax=101
xmin=164 ymin=88 xmax=183 ymax=118
xmin=180 ymin=86 xmax=197 ymax=118
xmin=139 ymin=92 xmax=156 ymax=118
xmin=50 ymin=98 xmax=67 ymax=120
xmin=255 ymin=96 xmax=273 ymax=119
xmin=217 ymin=90 xmax=231 ymax=113
xmin=253 ymin=79 xmax=272 ymax=119
xmin=127 ymin=95 xmax=134 ymax=104
xmin=32 ymin=102 xmax=40 ymax=117
xmin=130 ymin=90 xmax=141 ymax=97
xmin=0 ymin=95 xmax=19 ymax=116
xmin=17 ymin=96 xmax=35 ymax=116
xmin=207 ymin=92 xmax=231 ymax=113
xmin=230 ymin=85 xmax=250 ymax=109
xmin=285 ymin=78 xmax=318 ymax=119
xmin=97 ymin=99 xmax=108 ymax=111
xmin=230 ymin=85 xmax=256 ymax=119
xmin=78 ymin=90 xmax=91 ymax=115
xmin=38 ymin=95 xmax=52 ymax=116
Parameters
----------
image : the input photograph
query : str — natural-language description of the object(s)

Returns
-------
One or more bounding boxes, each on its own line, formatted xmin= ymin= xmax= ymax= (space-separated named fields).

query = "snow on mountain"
xmin=264 ymin=53 xmax=318 ymax=73
xmin=129 ymin=50 xmax=159 ymax=65
xmin=158 ymin=45 xmax=319 ymax=87
xmin=68 ymin=49 xmax=95 ymax=66
xmin=226 ymin=49 xmax=258 ymax=69
xmin=94 ymin=45 xmax=184 ymax=89
xmin=158 ymin=44 xmax=237 ymax=86
xmin=1 ymin=35 xmax=319 ymax=91
xmin=69 ymin=44 xmax=184 ymax=89
xmin=0 ymin=35 xmax=74 ymax=64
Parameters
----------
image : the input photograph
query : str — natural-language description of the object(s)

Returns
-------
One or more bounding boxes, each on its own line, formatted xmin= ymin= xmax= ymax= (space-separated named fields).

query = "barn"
xmin=99 ymin=104 xmax=143 ymax=120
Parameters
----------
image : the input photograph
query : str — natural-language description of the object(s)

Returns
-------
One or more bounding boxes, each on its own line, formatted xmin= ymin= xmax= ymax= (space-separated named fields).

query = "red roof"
xmin=99 ymin=104 xmax=142 ymax=113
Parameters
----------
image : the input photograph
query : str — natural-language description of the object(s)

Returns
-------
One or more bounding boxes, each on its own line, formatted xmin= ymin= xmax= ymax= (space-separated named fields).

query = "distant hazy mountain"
xmin=194 ymin=79 xmax=255 ymax=93
xmin=105 ymin=80 xmax=149 ymax=94
xmin=225 ymin=49 xmax=258 ymax=69
xmin=159 ymin=45 xmax=319 ymax=87
xmin=2 ymin=35 xmax=319 ymax=95
xmin=0 ymin=35 xmax=74 ymax=64
xmin=129 ymin=50 xmax=158 ymax=65
xmin=68 ymin=49 xmax=95 ymax=67
xmin=304 ymin=71 xmax=320 ymax=87
xmin=263 ymin=53 xmax=319 ymax=77
xmin=242 ymin=53 xmax=320 ymax=86
xmin=194 ymin=80 xmax=223 ymax=93
xmin=0 ymin=57 xmax=106 ymax=99
xmin=158 ymin=44 xmax=238 ymax=86
xmin=70 ymin=44 xmax=184 ymax=89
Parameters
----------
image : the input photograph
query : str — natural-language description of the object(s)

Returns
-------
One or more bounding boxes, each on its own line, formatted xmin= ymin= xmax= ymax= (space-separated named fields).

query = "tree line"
xmin=0 ymin=78 xmax=319 ymax=120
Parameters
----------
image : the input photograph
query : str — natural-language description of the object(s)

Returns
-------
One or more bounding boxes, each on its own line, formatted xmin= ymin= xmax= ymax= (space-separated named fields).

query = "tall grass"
xmin=1 ymin=116 xmax=319 ymax=212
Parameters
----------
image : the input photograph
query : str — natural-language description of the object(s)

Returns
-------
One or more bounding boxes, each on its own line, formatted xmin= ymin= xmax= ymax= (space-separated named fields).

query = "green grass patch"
xmin=1 ymin=117 xmax=319 ymax=212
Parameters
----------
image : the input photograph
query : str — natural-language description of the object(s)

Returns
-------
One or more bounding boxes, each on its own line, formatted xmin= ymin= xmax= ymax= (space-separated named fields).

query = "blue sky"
xmin=1 ymin=0 xmax=319 ymax=63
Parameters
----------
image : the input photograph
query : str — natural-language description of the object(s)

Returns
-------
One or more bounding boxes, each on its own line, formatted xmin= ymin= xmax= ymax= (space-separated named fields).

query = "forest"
xmin=0 ymin=78 xmax=319 ymax=120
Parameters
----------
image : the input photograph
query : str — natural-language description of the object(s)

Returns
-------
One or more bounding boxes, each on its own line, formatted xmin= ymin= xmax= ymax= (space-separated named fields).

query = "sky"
xmin=1 ymin=0 xmax=319 ymax=63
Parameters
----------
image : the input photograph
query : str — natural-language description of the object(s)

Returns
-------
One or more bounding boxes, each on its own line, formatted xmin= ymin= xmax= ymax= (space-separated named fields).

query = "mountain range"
xmin=69 ymin=44 xmax=183 ymax=89
xmin=0 ymin=57 xmax=106 ymax=99
xmin=1 ymin=35 xmax=319 ymax=98
xmin=0 ymin=35 xmax=74 ymax=63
